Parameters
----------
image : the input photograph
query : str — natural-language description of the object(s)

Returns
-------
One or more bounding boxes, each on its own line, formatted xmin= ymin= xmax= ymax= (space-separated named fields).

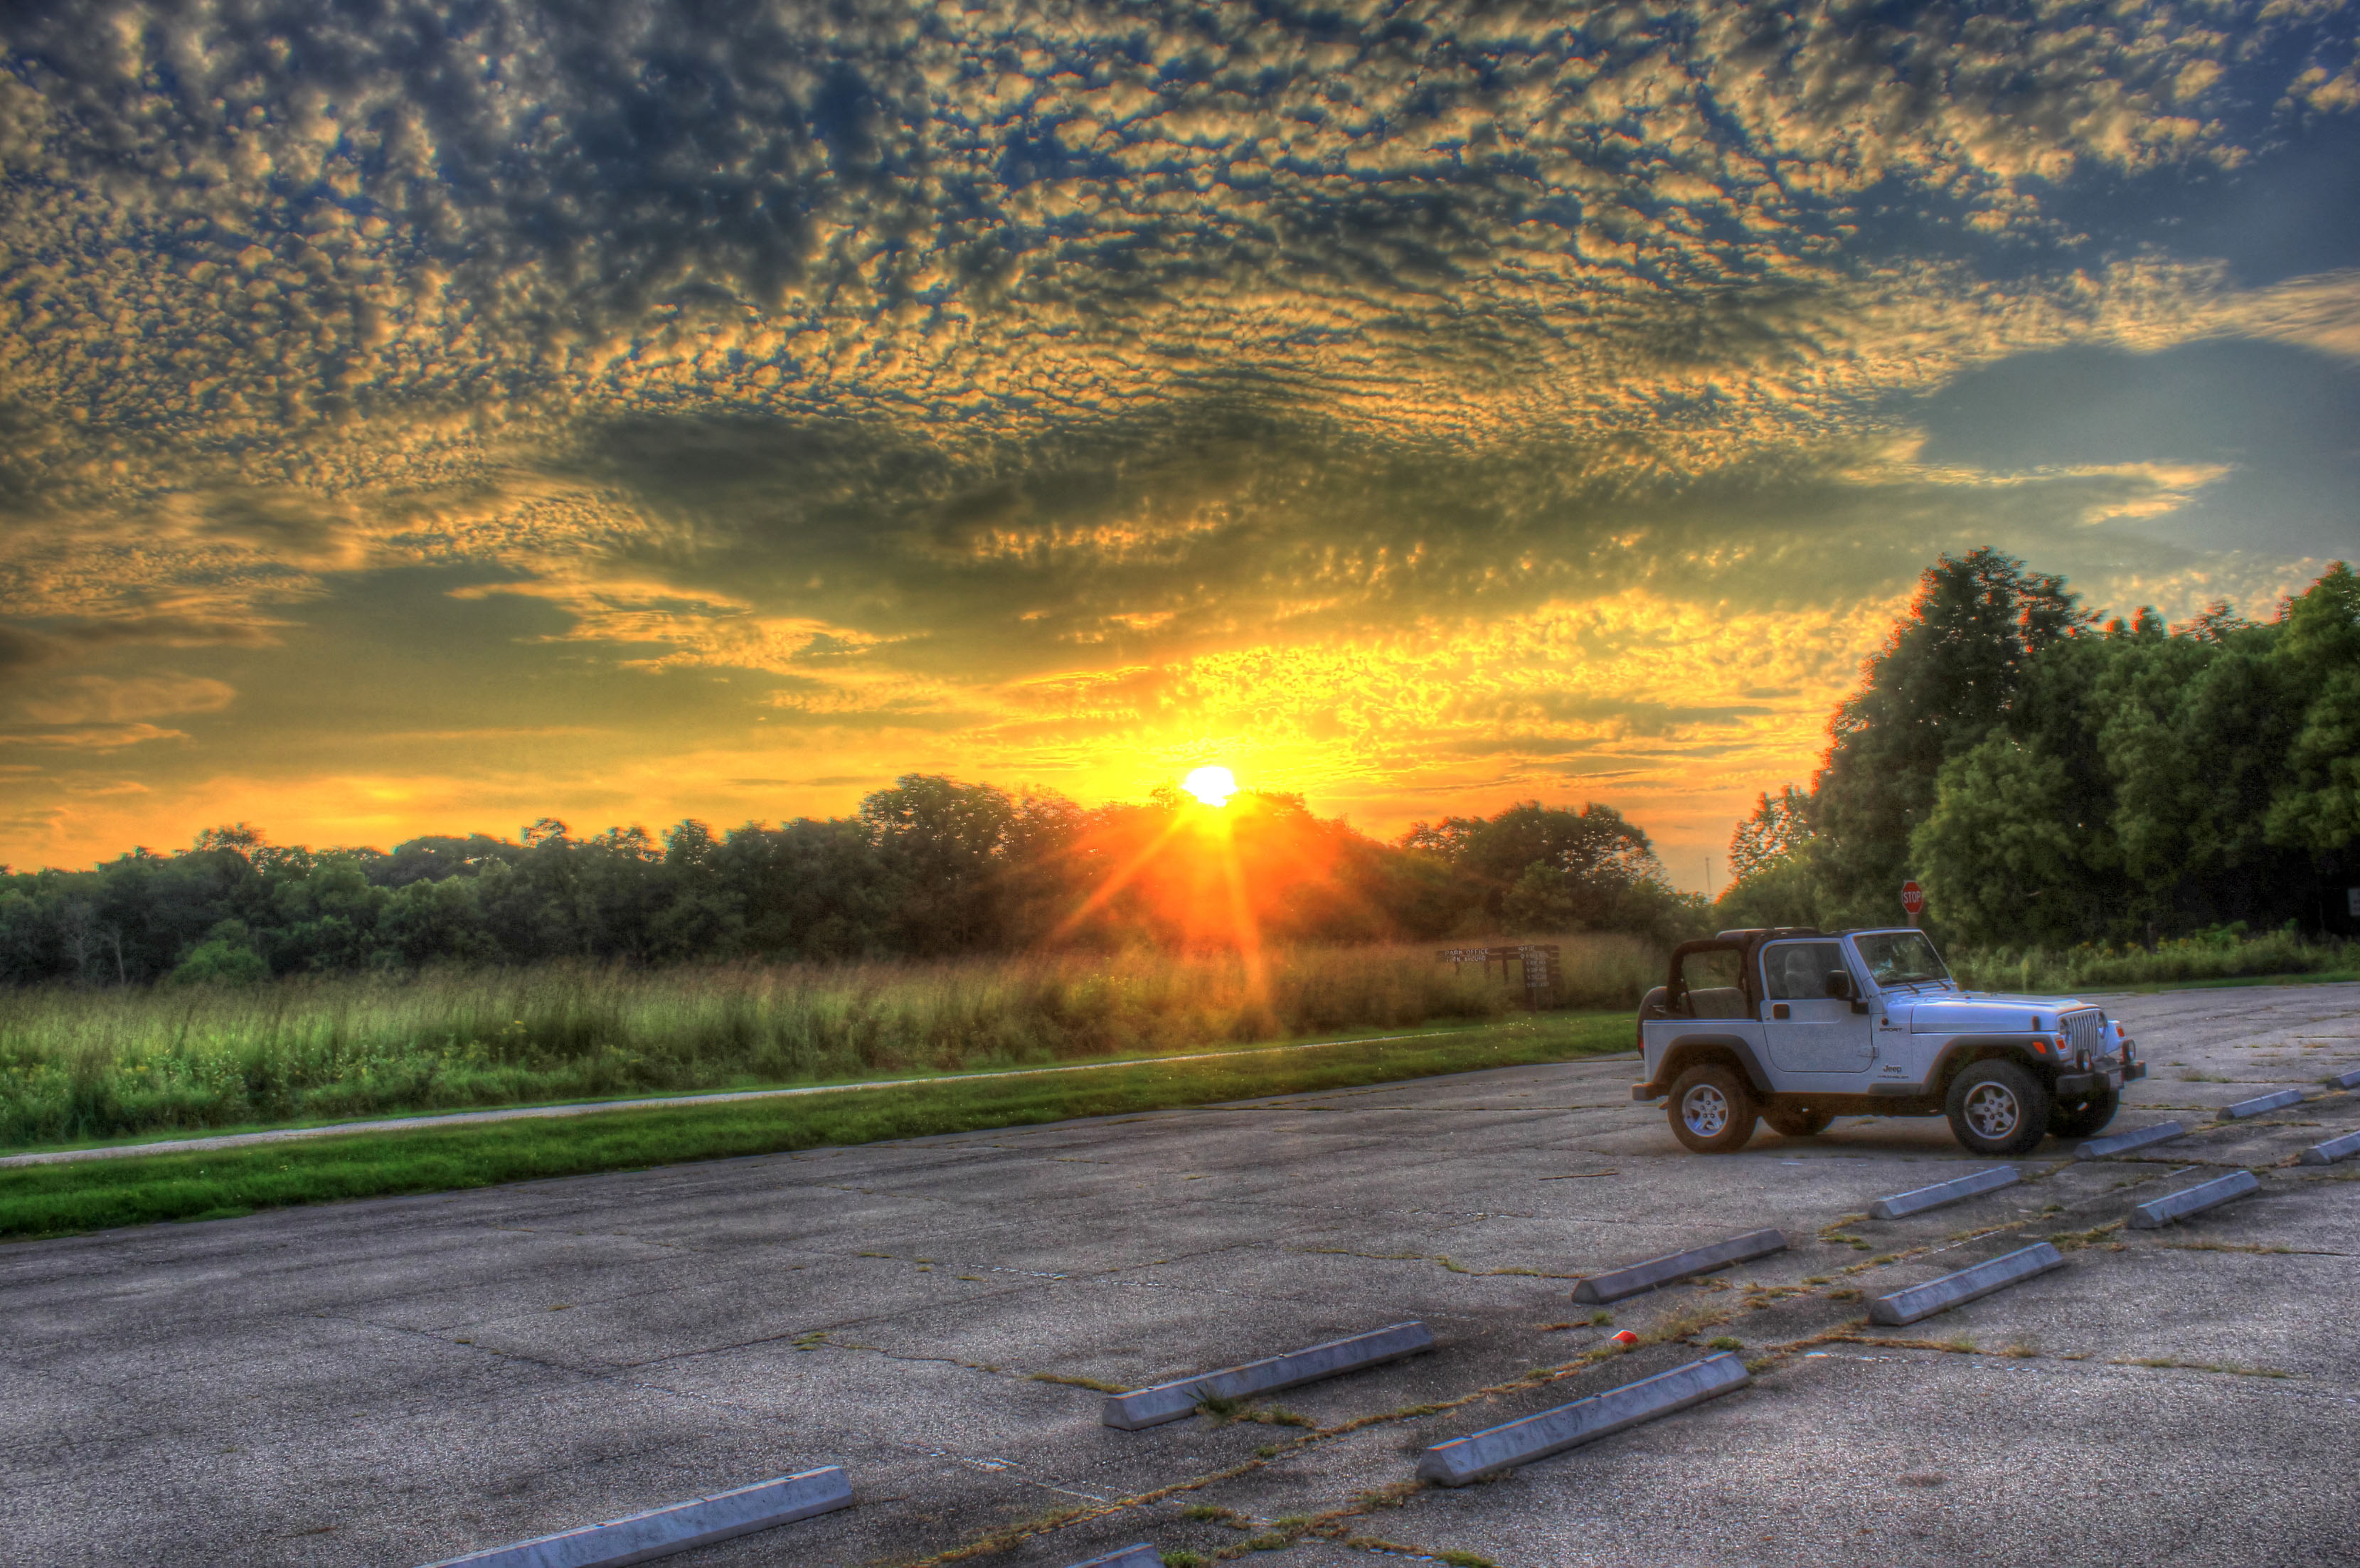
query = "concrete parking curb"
xmin=1100 ymin=1321 xmax=1435 ymax=1429
xmin=2300 ymin=1129 xmax=2360 ymax=1164
xmin=420 ymin=1466 xmax=852 ymax=1568
xmin=2220 ymin=1088 xmax=2307 ymax=1120
xmin=1415 ymin=1353 xmax=1750 ymax=1486
xmin=2075 ymin=1121 xmax=2184 ymax=1159
xmin=1867 ymin=1242 xmax=2066 ymax=1326
xmin=2330 ymin=1067 xmax=2360 ymax=1090
xmin=1569 ymin=1229 xmax=1787 ymax=1303
xmin=1869 ymin=1166 xmax=2018 ymax=1219
xmin=2129 ymin=1170 xmax=2260 ymax=1227
xmin=1061 ymin=1546 xmax=1160 ymax=1568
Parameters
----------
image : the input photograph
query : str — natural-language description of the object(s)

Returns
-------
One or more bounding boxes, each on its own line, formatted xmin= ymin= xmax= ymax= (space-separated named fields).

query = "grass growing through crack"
xmin=2113 ymin=1356 xmax=2292 ymax=1377
xmin=0 ymin=1013 xmax=1627 ymax=1240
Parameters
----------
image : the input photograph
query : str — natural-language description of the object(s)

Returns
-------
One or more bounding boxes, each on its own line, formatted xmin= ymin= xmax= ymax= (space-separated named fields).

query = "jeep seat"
xmin=1682 ymin=986 xmax=1750 ymax=1020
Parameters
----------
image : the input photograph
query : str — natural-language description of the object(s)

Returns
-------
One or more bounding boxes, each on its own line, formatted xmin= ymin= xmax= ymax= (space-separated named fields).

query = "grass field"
xmin=0 ymin=937 xmax=1665 ymax=1148
xmin=0 ymin=1012 xmax=1631 ymax=1242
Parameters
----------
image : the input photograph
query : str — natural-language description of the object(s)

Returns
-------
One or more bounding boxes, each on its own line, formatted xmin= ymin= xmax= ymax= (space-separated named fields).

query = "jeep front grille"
xmin=2062 ymin=1008 xmax=2105 ymax=1060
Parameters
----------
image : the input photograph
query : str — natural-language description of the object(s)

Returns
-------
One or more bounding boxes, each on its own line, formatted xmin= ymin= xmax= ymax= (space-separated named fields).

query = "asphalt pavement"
xmin=4 ymin=983 xmax=2357 ymax=1567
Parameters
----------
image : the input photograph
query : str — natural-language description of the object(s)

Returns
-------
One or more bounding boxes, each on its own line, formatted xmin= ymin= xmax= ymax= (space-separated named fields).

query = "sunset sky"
xmin=3 ymin=1 xmax=2356 ymax=887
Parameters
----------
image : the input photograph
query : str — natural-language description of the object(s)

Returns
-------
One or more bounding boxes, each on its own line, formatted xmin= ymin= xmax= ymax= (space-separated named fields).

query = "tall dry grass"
xmin=0 ymin=934 xmax=1662 ymax=1146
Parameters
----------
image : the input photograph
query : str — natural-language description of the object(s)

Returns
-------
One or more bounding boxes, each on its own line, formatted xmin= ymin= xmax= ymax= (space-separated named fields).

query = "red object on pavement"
xmin=1901 ymin=880 xmax=1925 ymax=915
xmin=1610 ymin=1330 xmax=1639 ymax=1346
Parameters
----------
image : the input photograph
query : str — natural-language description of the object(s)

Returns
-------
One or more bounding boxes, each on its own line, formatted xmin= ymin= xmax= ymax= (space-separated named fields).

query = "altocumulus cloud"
xmin=1 ymin=1 xmax=2356 ymax=870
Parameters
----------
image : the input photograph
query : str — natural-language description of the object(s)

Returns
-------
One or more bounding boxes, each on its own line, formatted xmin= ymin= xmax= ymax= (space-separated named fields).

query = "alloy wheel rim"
xmin=1684 ymin=1084 xmax=1729 ymax=1137
xmin=1965 ymin=1082 xmax=2021 ymax=1139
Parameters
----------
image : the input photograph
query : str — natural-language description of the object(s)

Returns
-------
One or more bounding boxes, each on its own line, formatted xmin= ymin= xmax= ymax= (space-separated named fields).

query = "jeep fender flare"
xmin=1655 ymin=1035 xmax=1774 ymax=1098
xmin=1926 ymin=1039 xmax=2051 ymax=1097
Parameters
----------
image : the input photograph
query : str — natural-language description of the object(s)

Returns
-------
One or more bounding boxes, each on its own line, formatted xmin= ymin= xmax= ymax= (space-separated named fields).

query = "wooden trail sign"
xmin=1438 ymin=944 xmax=1562 ymax=1009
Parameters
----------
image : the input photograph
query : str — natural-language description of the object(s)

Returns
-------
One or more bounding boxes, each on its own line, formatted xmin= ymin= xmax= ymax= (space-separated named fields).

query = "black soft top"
xmin=1663 ymin=927 xmax=1828 ymax=1012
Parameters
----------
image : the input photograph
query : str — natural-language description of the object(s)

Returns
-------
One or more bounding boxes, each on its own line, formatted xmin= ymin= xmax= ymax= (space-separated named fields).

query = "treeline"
xmin=0 ymin=779 xmax=1701 ymax=986
xmin=1719 ymin=552 xmax=2360 ymax=947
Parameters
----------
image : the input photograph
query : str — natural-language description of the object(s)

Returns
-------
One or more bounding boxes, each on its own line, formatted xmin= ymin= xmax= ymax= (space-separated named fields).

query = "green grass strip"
xmin=0 ymin=1014 xmax=1630 ymax=1242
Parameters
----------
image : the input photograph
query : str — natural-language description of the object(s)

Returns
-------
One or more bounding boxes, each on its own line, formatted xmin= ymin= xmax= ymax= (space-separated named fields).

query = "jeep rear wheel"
xmin=1765 ymin=1103 xmax=1836 ymax=1138
xmin=1945 ymin=1060 xmax=2051 ymax=1157
xmin=2049 ymin=1087 xmax=2120 ymax=1140
xmin=1668 ymin=1062 xmax=1759 ymax=1154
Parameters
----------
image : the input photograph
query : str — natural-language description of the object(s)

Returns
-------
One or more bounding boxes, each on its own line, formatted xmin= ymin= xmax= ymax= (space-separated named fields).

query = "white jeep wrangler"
xmin=1633 ymin=927 xmax=2145 ymax=1156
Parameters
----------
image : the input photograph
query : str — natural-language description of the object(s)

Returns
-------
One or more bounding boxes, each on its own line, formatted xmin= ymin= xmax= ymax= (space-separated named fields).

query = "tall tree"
xmin=1814 ymin=548 xmax=2086 ymax=922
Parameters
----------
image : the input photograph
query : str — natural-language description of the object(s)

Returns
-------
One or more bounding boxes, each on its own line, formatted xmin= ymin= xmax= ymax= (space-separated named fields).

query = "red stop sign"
xmin=1901 ymin=880 xmax=1925 ymax=914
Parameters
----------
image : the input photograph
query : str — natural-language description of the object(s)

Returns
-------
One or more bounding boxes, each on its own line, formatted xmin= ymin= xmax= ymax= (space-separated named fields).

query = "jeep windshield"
xmin=1854 ymin=930 xmax=1952 ymax=990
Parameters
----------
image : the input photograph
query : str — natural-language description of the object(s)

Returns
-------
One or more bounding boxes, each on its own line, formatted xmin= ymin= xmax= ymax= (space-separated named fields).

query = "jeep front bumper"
xmin=2055 ymin=1060 xmax=2144 ymax=1097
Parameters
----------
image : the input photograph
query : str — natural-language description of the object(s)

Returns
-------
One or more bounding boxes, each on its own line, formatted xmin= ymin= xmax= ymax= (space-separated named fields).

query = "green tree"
xmin=1714 ymin=784 xmax=1822 ymax=929
xmin=1814 ymin=548 xmax=2085 ymax=922
xmin=1913 ymin=737 xmax=2099 ymax=946
xmin=860 ymin=775 xmax=1019 ymax=954
xmin=2265 ymin=563 xmax=2360 ymax=855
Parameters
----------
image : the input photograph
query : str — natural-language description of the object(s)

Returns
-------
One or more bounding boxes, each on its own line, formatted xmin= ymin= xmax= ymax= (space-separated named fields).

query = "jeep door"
xmin=1757 ymin=939 xmax=1873 ymax=1076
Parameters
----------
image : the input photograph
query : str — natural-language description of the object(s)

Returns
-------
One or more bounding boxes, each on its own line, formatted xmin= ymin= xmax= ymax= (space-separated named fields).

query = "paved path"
xmin=0 ymin=1028 xmax=1460 ymax=1168
xmin=4 ymin=984 xmax=2356 ymax=1568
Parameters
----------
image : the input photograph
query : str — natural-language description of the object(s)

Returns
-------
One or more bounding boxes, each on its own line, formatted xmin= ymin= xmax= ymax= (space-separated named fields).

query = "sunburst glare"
xmin=1182 ymin=767 xmax=1238 ymax=808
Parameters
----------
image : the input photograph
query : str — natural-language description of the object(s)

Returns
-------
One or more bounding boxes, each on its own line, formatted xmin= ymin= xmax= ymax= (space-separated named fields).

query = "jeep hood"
xmin=1897 ymin=991 xmax=2102 ymax=1033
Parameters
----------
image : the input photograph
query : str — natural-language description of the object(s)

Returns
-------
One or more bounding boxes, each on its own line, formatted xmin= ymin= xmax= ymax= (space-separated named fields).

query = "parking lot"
xmin=6 ymin=983 xmax=2359 ymax=1567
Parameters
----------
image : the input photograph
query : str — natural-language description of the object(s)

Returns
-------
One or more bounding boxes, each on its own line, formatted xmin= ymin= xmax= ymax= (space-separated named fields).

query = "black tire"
xmin=1668 ymin=1062 xmax=1759 ymax=1154
xmin=1765 ymin=1103 xmax=1837 ymax=1138
xmin=1945 ymin=1060 xmax=2053 ymax=1157
xmin=2049 ymin=1087 xmax=2120 ymax=1140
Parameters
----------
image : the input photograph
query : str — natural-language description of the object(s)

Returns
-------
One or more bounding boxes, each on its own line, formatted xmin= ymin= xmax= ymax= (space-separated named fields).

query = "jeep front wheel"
xmin=1945 ymin=1060 xmax=2051 ymax=1156
xmin=1668 ymin=1062 xmax=1759 ymax=1154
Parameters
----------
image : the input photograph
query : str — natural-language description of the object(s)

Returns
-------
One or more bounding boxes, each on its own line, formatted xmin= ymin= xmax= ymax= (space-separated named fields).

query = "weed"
xmin=1802 ymin=1276 xmax=1830 ymax=1285
xmin=1241 ymin=1405 xmax=1313 ymax=1428
xmin=1244 ymin=1532 xmax=1292 ymax=1550
xmin=1355 ymin=1482 xmax=1420 ymax=1510
xmin=1706 ymin=1336 xmax=1743 ymax=1350
xmin=1639 ymin=1299 xmax=1732 ymax=1344
xmin=1438 ymin=1552 xmax=1500 ymax=1567
xmin=1588 ymin=1310 xmax=1613 ymax=1326
xmin=2046 ymin=1220 xmax=2126 ymax=1252
xmin=1181 ymin=1504 xmax=1236 ymax=1522
xmin=2112 ymin=1357 xmax=2291 ymax=1377
xmin=1032 ymin=1372 xmax=1128 ymax=1393
xmin=1253 ymin=1444 xmax=1280 ymax=1458
xmin=1161 ymin=1553 xmax=1207 ymax=1568
xmin=2002 ymin=1339 xmax=2041 ymax=1358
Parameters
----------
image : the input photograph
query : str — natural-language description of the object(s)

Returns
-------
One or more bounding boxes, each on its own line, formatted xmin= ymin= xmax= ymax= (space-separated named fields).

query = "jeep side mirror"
xmin=1826 ymin=969 xmax=1869 ymax=1013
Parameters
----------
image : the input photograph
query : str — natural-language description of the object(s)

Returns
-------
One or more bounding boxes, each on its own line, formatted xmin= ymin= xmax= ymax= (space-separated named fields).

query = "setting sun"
xmin=1182 ymin=766 xmax=1238 ymax=808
